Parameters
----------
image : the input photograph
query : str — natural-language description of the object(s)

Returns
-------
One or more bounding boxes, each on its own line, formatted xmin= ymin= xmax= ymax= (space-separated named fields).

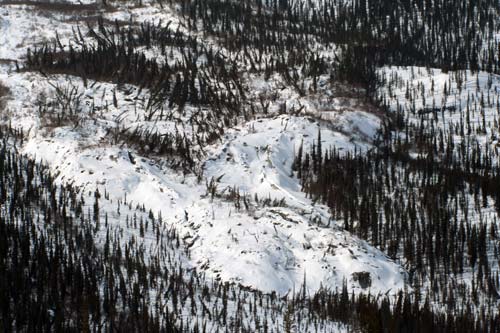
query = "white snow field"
xmin=0 ymin=1 xmax=408 ymax=297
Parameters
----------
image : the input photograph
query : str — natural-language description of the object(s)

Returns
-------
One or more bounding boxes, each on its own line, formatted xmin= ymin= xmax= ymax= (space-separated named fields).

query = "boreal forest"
xmin=2 ymin=0 xmax=500 ymax=331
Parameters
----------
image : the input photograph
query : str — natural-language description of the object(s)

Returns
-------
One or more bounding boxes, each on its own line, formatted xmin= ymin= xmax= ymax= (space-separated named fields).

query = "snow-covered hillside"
xmin=5 ymin=0 xmax=500 ymax=331
xmin=0 ymin=1 xmax=407 ymax=297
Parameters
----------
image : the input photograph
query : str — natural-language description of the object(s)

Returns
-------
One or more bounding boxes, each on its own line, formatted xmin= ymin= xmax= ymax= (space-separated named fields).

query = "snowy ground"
xmin=378 ymin=65 xmax=500 ymax=309
xmin=9 ymin=77 xmax=406 ymax=294
xmin=0 ymin=2 xmax=408 ymax=297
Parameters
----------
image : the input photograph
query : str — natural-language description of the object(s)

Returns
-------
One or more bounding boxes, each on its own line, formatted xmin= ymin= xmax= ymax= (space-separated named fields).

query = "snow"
xmin=0 ymin=1 xmax=408 ymax=298
xmin=204 ymin=114 xmax=377 ymax=209
xmin=14 ymin=106 xmax=406 ymax=295
xmin=0 ymin=69 xmax=407 ymax=295
xmin=377 ymin=65 xmax=500 ymax=310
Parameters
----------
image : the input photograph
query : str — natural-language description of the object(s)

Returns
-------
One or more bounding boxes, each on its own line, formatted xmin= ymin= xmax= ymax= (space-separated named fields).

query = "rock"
xmin=352 ymin=271 xmax=372 ymax=289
